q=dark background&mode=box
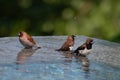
[0,0,120,43]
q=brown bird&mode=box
[18,31,41,49]
[74,38,94,57]
[56,35,75,51]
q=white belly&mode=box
[79,48,91,55]
[69,46,73,51]
[20,38,34,47]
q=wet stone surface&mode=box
[0,36,120,80]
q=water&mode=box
[0,36,120,80]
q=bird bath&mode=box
[0,36,120,80]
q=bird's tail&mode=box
[34,43,41,49]
[55,48,61,51]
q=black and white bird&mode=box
[74,38,94,57]
[55,35,75,51]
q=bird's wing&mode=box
[74,44,86,53]
[77,45,85,50]
[27,35,36,44]
[59,41,70,51]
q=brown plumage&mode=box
[56,35,75,51]
[74,38,94,57]
[18,31,40,49]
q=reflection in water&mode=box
[57,51,74,63]
[61,51,74,62]
[75,55,90,71]
[59,51,90,72]
[16,48,39,64]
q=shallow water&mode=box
[0,36,120,80]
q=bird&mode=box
[55,35,76,51]
[74,38,94,57]
[18,31,41,49]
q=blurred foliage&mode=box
[0,0,120,43]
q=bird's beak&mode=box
[73,35,76,37]
[91,41,94,44]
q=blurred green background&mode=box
[0,0,120,43]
